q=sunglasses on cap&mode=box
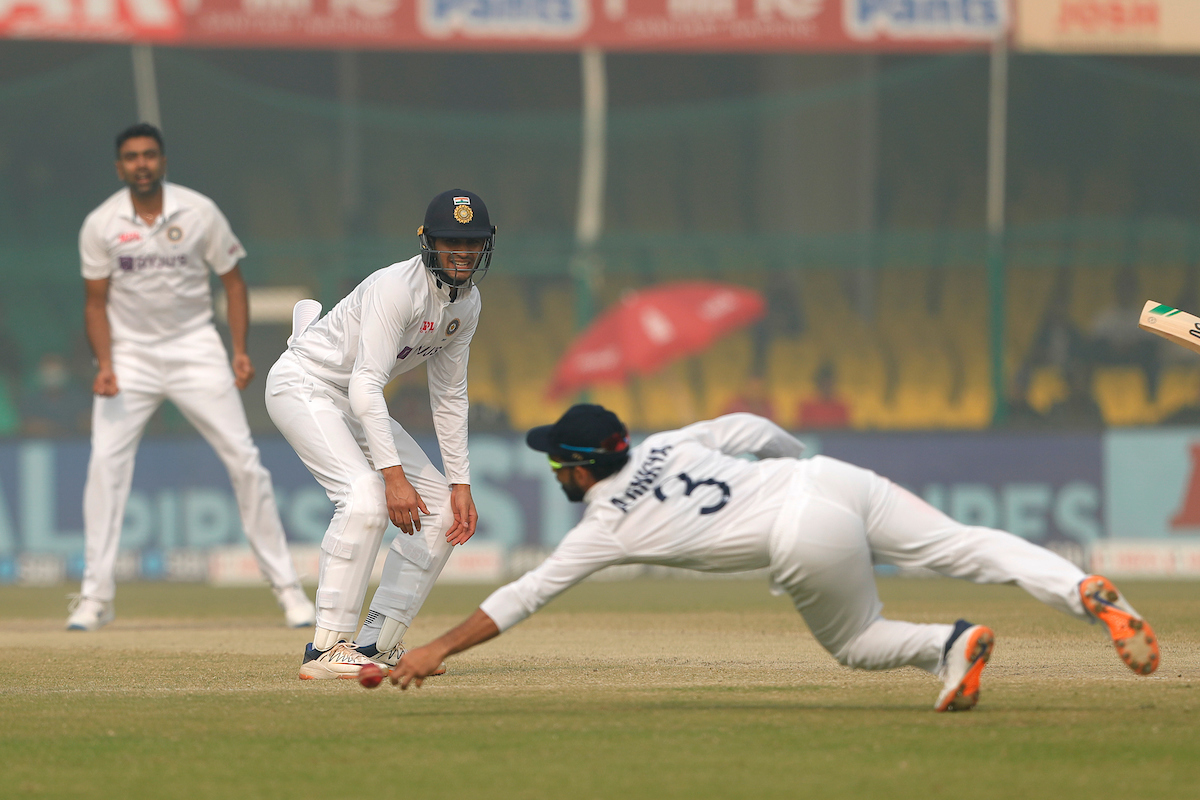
[547,455,597,471]
[546,441,622,471]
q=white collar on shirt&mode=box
[120,181,188,224]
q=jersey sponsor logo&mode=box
[419,0,589,39]
[445,318,461,336]
[117,253,188,272]
[118,231,141,243]
[397,344,444,361]
[611,445,673,513]
[421,321,436,332]
[844,0,1005,40]
[166,225,183,241]
[654,473,731,515]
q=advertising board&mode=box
[1016,0,1200,53]
[0,0,1007,50]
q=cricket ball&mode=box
[358,662,385,689]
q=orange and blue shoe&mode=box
[1079,575,1159,676]
[935,620,995,712]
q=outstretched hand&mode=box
[390,644,445,690]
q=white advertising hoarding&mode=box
[1018,0,1200,53]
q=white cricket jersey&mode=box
[288,256,479,482]
[79,182,245,346]
[479,414,806,631]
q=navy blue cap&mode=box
[420,189,493,239]
[526,404,630,465]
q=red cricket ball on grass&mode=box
[358,662,385,689]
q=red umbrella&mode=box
[548,281,766,399]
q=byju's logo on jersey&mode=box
[844,0,1005,40]
[118,254,187,272]
[420,0,589,39]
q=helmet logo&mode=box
[453,202,473,224]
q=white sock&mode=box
[356,610,385,648]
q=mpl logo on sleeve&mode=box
[844,0,1006,40]
[420,0,590,38]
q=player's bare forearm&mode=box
[219,265,250,357]
[219,266,255,388]
[84,278,118,395]
[390,609,500,689]
[445,483,478,545]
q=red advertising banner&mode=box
[0,0,1007,51]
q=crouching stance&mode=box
[266,190,493,679]
[391,405,1159,711]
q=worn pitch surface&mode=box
[2,579,1198,799]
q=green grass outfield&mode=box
[2,578,1198,800]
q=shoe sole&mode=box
[66,616,114,632]
[298,667,367,681]
[1079,576,1160,676]
[936,627,994,713]
[299,657,378,681]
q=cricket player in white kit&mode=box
[67,124,315,631]
[392,404,1160,711]
[265,189,491,679]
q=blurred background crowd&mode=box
[4,40,1200,437]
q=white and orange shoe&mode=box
[1079,575,1159,676]
[935,620,995,712]
[299,642,376,680]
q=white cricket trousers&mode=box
[81,325,301,601]
[772,456,1090,674]
[264,351,454,634]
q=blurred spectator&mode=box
[1042,360,1106,429]
[722,376,775,420]
[1086,268,1159,399]
[20,352,92,437]
[1011,268,1088,409]
[796,361,850,430]
[469,401,511,432]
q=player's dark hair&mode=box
[584,452,630,482]
[115,123,165,157]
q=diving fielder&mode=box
[69,123,315,631]
[265,189,491,679]
[391,405,1160,711]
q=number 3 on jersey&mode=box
[654,472,731,515]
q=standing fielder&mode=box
[392,405,1159,711]
[265,190,490,679]
[69,123,315,631]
